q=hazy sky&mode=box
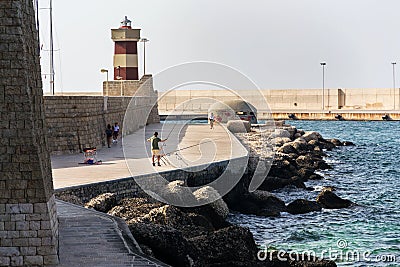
[38,0,400,93]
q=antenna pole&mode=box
[49,0,55,95]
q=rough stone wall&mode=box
[0,0,58,265]
[44,95,159,154]
[103,75,155,97]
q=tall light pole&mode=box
[100,69,109,96]
[392,62,396,110]
[49,0,55,95]
[140,38,149,75]
[116,75,123,96]
[320,62,326,110]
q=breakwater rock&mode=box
[316,188,354,209]
[79,186,336,267]
[228,123,355,217]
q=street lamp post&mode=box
[116,75,123,96]
[100,69,109,96]
[391,62,396,110]
[320,62,326,111]
[140,38,149,75]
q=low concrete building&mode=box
[209,100,258,124]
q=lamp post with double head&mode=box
[392,62,397,110]
[140,38,149,75]
[100,69,109,96]
[116,76,123,96]
[320,62,327,111]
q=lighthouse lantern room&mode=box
[111,16,141,80]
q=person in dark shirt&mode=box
[105,124,113,148]
[147,132,167,166]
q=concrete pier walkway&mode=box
[52,123,247,189]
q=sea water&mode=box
[228,121,400,266]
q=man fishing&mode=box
[147,132,167,166]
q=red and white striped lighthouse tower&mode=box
[111,16,141,80]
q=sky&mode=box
[37,0,400,93]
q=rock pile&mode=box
[82,183,336,267]
[228,123,356,217]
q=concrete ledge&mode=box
[54,157,245,203]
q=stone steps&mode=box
[55,200,169,267]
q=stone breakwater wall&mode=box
[44,96,160,155]
[54,158,245,203]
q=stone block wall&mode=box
[103,75,155,97]
[44,95,159,154]
[0,0,59,265]
[43,74,160,155]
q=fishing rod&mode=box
[158,145,171,166]
[164,102,188,141]
[163,137,226,156]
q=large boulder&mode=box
[319,140,336,151]
[291,139,308,153]
[159,180,197,205]
[84,193,117,213]
[270,129,291,139]
[302,131,321,142]
[343,141,355,146]
[277,143,298,155]
[231,199,268,216]
[327,138,343,146]
[227,120,251,133]
[271,137,292,147]
[259,176,306,191]
[134,205,214,238]
[295,155,314,168]
[177,186,232,230]
[185,204,232,230]
[128,222,197,267]
[316,190,353,209]
[193,186,229,219]
[284,126,298,139]
[296,155,331,170]
[188,226,258,266]
[286,199,322,214]
[268,160,298,179]
[108,197,163,221]
[249,190,286,212]
[294,132,302,139]
[230,190,286,217]
[297,167,323,181]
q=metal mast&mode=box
[49,0,55,95]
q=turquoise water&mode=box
[229,121,400,266]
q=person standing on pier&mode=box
[209,112,215,129]
[113,122,120,143]
[147,132,167,166]
[105,124,113,148]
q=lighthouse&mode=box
[111,16,141,80]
